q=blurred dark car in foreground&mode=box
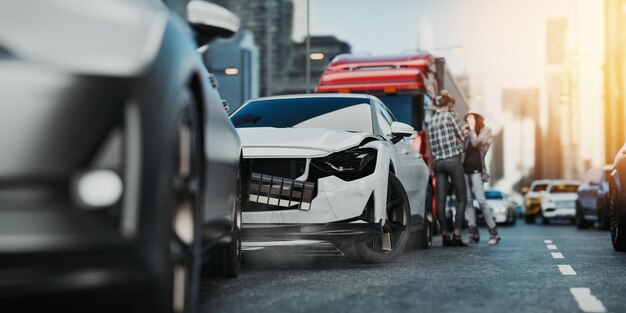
[0,0,243,312]
[576,165,612,230]
[609,143,626,251]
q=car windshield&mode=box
[549,184,579,193]
[532,184,548,192]
[485,191,504,199]
[231,97,373,133]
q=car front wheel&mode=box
[576,202,591,229]
[609,180,626,251]
[355,173,411,263]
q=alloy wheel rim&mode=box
[371,180,407,253]
[171,113,198,313]
[609,183,620,243]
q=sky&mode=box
[307,0,605,189]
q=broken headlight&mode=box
[311,148,377,173]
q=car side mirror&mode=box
[187,0,240,47]
[520,187,529,195]
[391,121,414,143]
[222,100,230,112]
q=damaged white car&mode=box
[230,94,431,262]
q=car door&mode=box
[372,100,425,215]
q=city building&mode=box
[210,0,294,96]
[275,35,351,94]
[605,0,626,162]
[204,30,260,113]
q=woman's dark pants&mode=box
[434,154,468,232]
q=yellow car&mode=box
[522,180,549,223]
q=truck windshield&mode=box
[231,97,373,133]
[377,96,413,126]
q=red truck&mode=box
[316,52,469,233]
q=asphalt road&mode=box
[201,220,626,313]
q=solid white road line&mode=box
[551,252,564,259]
[570,288,607,313]
[547,244,558,250]
[544,240,553,244]
[558,264,577,275]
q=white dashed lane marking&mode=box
[558,265,577,276]
[547,244,558,250]
[551,252,564,259]
[544,240,553,244]
[570,288,607,313]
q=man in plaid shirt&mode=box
[427,90,468,247]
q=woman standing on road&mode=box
[428,90,468,247]
[463,111,501,245]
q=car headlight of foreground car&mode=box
[74,169,124,208]
[310,148,377,181]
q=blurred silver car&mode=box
[474,189,517,226]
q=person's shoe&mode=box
[466,227,480,244]
[451,235,468,247]
[488,227,501,245]
[442,235,453,247]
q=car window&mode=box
[532,184,548,192]
[231,97,374,133]
[375,104,393,136]
[549,184,579,193]
[485,191,504,199]
[583,168,601,184]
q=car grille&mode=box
[555,201,576,209]
[248,172,315,211]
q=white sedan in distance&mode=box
[230,94,431,263]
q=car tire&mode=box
[576,203,591,229]
[414,217,432,249]
[542,217,550,225]
[525,214,536,223]
[598,198,611,231]
[167,88,203,313]
[203,166,245,278]
[355,173,411,263]
[609,180,626,252]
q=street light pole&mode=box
[305,0,311,93]
[265,0,272,96]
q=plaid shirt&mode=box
[428,109,464,161]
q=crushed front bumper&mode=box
[242,222,382,244]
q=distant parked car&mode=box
[523,180,579,224]
[475,189,517,226]
[522,180,549,223]
[608,143,626,251]
[542,180,579,224]
[576,166,612,230]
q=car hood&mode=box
[237,127,377,158]
[0,0,168,77]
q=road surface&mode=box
[201,220,624,313]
